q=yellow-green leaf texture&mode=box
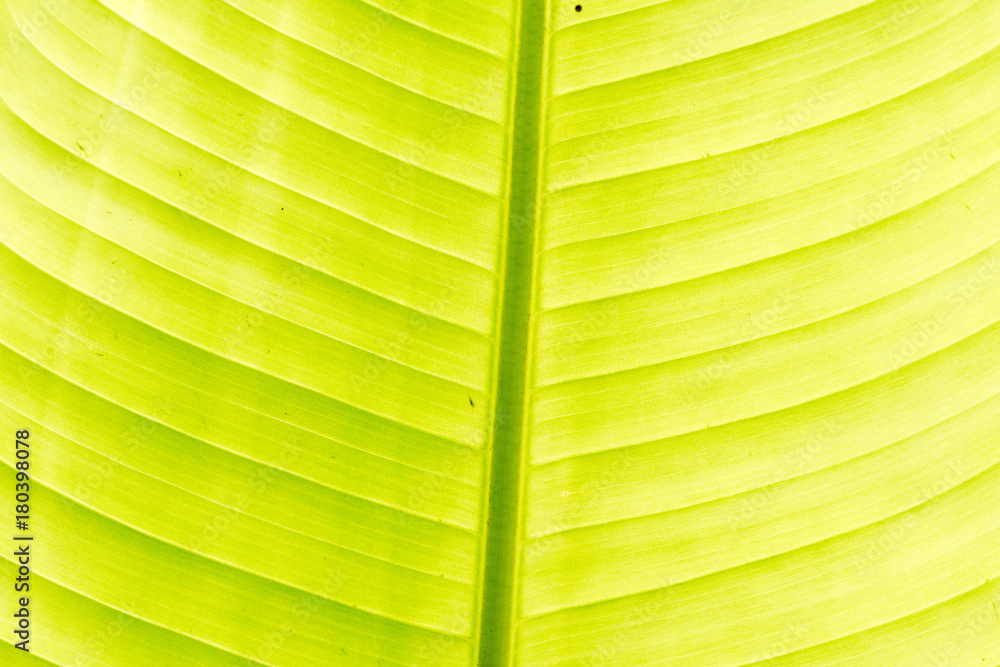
[2,0,999,665]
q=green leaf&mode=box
[2,0,1000,665]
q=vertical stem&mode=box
[477,0,548,664]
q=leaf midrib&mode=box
[477,0,550,664]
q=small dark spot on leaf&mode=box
[575,4,582,11]
[469,396,475,407]
[76,142,86,155]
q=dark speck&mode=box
[469,396,475,407]
[575,4,582,11]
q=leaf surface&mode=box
[2,0,999,665]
